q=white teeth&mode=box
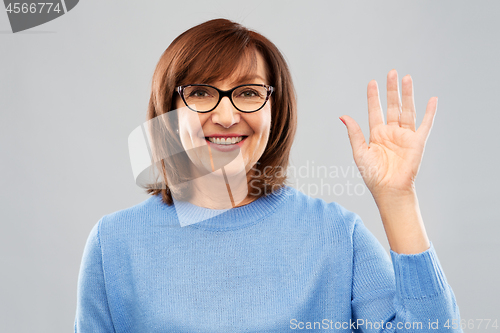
[207,136,244,145]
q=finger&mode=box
[367,80,384,131]
[416,97,438,142]
[400,74,416,131]
[386,69,402,126]
[340,115,368,161]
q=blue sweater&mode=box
[75,186,462,332]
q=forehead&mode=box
[209,50,269,87]
[179,44,271,89]
[227,51,268,85]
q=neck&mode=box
[172,163,258,210]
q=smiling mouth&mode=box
[205,136,248,145]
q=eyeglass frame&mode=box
[176,83,274,113]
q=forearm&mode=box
[373,190,430,254]
[351,210,462,332]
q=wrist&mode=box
[373,191,430,254]
[372,188,418,209]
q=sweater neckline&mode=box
[156,186,293,231]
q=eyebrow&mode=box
[231,74,267,85]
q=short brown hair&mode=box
[144,18,297,205]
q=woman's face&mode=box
[175,51,272,179]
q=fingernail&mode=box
[339,117,346,126]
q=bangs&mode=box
[178,43,261,86]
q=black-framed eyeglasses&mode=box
[176,84,274,113]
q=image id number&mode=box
[6,2,62,14]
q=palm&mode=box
[341,70,438,198]
[359,124,423,194]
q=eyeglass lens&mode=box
[182,85,268,112]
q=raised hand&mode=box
[340,69,437,200]
[339,69,436,254]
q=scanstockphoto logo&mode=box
[3,0,79,33]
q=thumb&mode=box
[339,115,368,160]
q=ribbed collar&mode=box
[155,186,294,231]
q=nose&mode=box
[210,96,240,128]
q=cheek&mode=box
[260,109,272,144]
[177,111,208,149]
[250,107,272,137]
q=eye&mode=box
[188,89,212,98]
[238,89,260,98]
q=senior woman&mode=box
[75,19,462,332]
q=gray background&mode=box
[1,0,499,332]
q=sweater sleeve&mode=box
[74,219,116,333]
[350,214,462,332]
